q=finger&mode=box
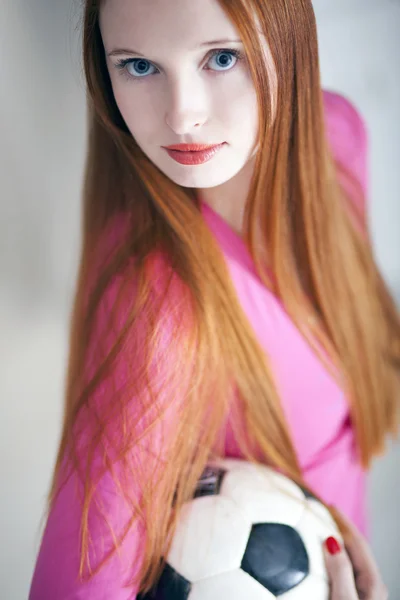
[334,509,381,583]
[332,509,389,600]
[323,537,359,600]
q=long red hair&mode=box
[42,0,399,594]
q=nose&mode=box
[164,75,208,134]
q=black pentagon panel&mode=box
[241,523,309,596]
[194,466,227,498]
[299,485,318,501]
[137,563,192,600]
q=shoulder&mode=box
[322,89,368,155]
[322,89,369,216]
[87,211,190,358]
[94,210,180,294]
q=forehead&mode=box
[99,0,241,52]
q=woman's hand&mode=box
[323,511,388,600]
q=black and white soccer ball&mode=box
[138,458,342,599]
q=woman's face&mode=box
[100,0,274,191]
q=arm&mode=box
[29,250,187,600]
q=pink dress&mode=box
[28,90,369,599]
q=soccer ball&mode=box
[138,458,342,599]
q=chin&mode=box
[170,171,234,189]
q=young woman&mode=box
[29,0,399,598]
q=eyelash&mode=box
[114,48,244,82]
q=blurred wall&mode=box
[0,0,399,598]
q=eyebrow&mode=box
[107,39,243,58]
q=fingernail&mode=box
[325,536,341,555]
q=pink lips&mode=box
[163,143,226,165]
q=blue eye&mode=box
[122,58,157,78]
[208,49,242,72]
[114,48,244,81]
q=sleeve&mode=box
[322,89,369,231]
[28,252,190,600]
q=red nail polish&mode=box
[325,536,341,555]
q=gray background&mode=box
[0,0,399,597]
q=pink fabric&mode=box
[29,90,369,599]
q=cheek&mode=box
[113,84,160,139]
[218,87,259,140]
[212,68,258,122]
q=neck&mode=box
[196,153,257,238]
